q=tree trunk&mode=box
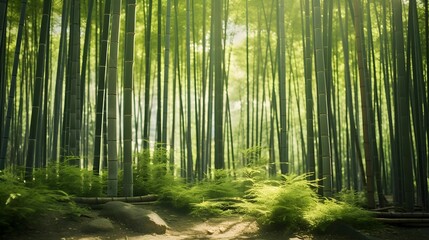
[0,0,27,170]
[313,0,332,197]
[123,0,136,197]
[25,0,51,180]
[107,0,121,197]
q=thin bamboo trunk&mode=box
[123,0,136,197]
[68,0,81,165]
[107,0,121,197]
[303,0,315,179]
[278,0,288,174]
[162,0,172,145]
[352,0,376,208]
[313,0,332,197]
[392,0,414,211]
[51,0,69,162]
[408,0,428,211]
[93,0,111,174]
[0,0,8,165]
[213,0,224,171]
[245,0,250,158]
[0,0,27,170]
[25,0,51,180]
[156,0,162,144]
[80,0,94,119]
[186,0,194,182]
[142,0,153,150]
[169,0,180,173]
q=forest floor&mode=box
[2,203,429,240]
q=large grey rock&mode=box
[81,218,114,233]
[100,201,167,234]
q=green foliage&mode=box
[156,171,244,213]
[335,189,367,207]
[133,151,246,214]
[304,199,375,231]
[237,174,374,232]
[240,146,268,167]
[158,181,200,211]
[238,174,317,230]
[131,152,374,232]
[31,162,104,197]
[132,150,197,210]
[197,170,244,199]
[133,150,153,196]
[191,200,234,218]
[0,172,82,233]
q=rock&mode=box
[100,201,168,234]
[81,218,114,233]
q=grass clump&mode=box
[304,199,376,231]
[0,172,82,233]
[238,174,317,230]
[157,171,244,214]
[191,200,235,218]
[133,149,245,215]
[237,174,375,232]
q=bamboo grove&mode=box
[0,0,428,211]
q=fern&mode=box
[0,173,83,233]
[304,199,375,231]
[238,174,317,230]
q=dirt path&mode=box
[2,203,429,239]
[2,204,262,240]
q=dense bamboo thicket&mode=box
[0,0,428,211]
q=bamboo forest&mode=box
[1,0,429,239]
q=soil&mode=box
[2,203,429,240]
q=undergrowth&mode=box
[31,161,104,197]
[334,189,367,207]
[129,149,374,232]
[304,198,375,231]
[1,148,375,234]
[132,150,243,213]
[0,172,83,233]
[237,174,317,230]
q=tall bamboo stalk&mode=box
[313,0,332,197]
[185,0,193,182]
[213,0,224,171]
[156,0,162,144]
[142,0,153,150]
[107,0,121,197]
[408,0,427,210]
[123,0,136,197]
[0,0,8,156]
[352,0,376,208]
[68,0,81,164]
[93,0,111,174]
[303,0,315,180]
[25,0,51,180]
[392,0,414,211]
[162,0,172,145]
[0,0,27,170]
[277,0,288,174]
